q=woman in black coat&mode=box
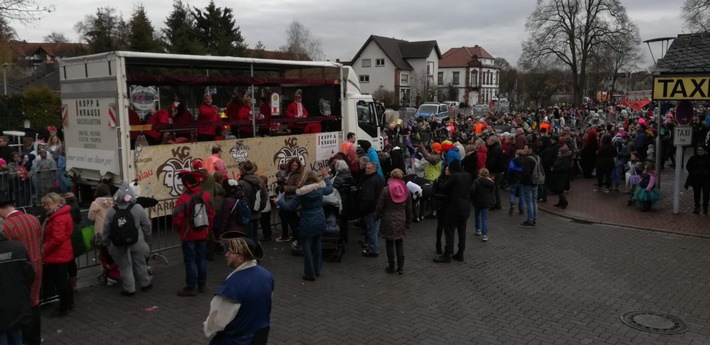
[685,146,710,214]
[550,147,572,209]
[595,134,616,192]
[332,159,355,241]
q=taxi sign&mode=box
[673,126,692,146]
[653,76,710,100]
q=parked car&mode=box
[415,103,449,121]
[443,101,459,115]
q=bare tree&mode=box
[682,0,710,32]
[279,20,323,60]
[519,0,635,106]
[599,19,642,96]
[0,0,53,25]
[43,32,68,43]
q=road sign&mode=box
[673,126,692,146]
[653,76,710,100]
[675,101,693,126]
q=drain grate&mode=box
[620,311,689,335]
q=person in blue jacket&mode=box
[276,168,333,281]
[360,140,383,177]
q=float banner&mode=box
[133,133,342,216]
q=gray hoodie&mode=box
[102,181,152,246]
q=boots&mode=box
[385,262,396,274]
[693,205,700,214]
[560,200,568,209]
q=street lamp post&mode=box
[2,63,8,96]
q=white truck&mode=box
[59,52,385,210]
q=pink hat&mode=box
[388,179,408,203]
[0,158,6,166]
[638,118,647,126]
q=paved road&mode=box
[42,207,710,345]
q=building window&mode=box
[360,75,370,83]
[362,59,371,67]
[437,72,443,85]
[401,73,409,84]
[376,58,385,67]
[427,62,434,76]
[453,72,460,85]
[471,70,478,87]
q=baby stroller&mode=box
[322,188,344,262]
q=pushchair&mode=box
[291,189,344,262]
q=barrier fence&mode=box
[0,169,64,210]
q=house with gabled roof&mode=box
[439,45,500,105]
[350,35,442,106]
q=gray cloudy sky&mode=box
[18,0,684,67]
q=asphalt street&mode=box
[41,207,710,345]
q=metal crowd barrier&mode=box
[0,169,68,210]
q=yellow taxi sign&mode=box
[653,76,710,100]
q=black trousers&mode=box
[385,239,404,269]
[444,213,468,256]
[259,211,272,239]
[693,183,710,207]
[278,209,299,239]
[23,305,41,345]
[44,262,74,311]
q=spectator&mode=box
[506,149,525,216]
[433,160,472,263]
[102,181,153,296]
[519,145,540,227]
[550,147,572,209]
[257,175,272,242]
[331,159,355,243]
[0,231,34,345]
[471,168,495,242]
[173,171,215,297]
[204,232,272,345]
[87,184,115,285]
[276,169,334,281]
[276,158,302,243]
[1,196,42,345]
[40,192,74,317]
[219,179,250,237]
[360,140,383,177]
[375,169,411,275]
[685,146,710,214]
[594,135,616,193]
[0,135,12,162]
[634,161,659,211]
[204,146,228,177]
[358,162,385,257]
[237,161,267,242]
[340,132,358,173]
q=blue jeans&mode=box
[474,207,489,235]
[182,240,207,290]
[363,213,380,254]
[0,326,22,345]
[522,185,538,223]
[508,183,524,209]
[301,235,322,279]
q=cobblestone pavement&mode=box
[41,205,710,345]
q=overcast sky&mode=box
[16,0,684,68]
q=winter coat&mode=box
[0,237,34,333]
[461,152,479,180]
[103,181,152,246]
[596,144,616,171]
[173,184,215,241]
[219,194,249,235]
[238,173,268,220]
[439,171,473,217]
[42,205,74,264]
[685,154,710,188]
[443,147,462,167]
[549,153,571,194]
[277,179,333,239]
[357,172,385,215]
[375,186,412,241]
[366,148,384,177]
[521,154,540,186]
[486,143,506,174]
[88,197,113,236]
[333,171,355,219]
[476,145,488,170]
[470,176,495,209]
[283,169,304,202]
[506,156,524,184]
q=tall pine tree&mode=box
[192,1,246,56]
[162,0,203,54]
[127,5,162,52]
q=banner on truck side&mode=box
[63,98,121,176]
[134,132,343,217]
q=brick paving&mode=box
[539,162,710,237]
[40,196,710,344]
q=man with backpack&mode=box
[173,171,215,297]
[520,144,544,227]
[237,161,268,242]
[102,181,153,296]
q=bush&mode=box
[22,86,61,131]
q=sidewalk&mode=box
[539,162,710,237]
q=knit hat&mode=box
[431,142,441,154]
[441,140,454,152]
[388,179,408,203]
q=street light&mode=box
[2,63,8,96]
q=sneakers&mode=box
[519,221,535,228]
[433,255,451,263]
[362,250,379,258]
[474,229,482,236]
[177,287,198,297]
[385,265,396,274]
[451,253,464,262]
[481,235,488,242]
[275,236,290,243]
[508,205,515,216]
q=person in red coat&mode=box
[198,93,220,141]
[285,89,308,133]
[236,95,254,138]
[173,170,215,296]
[40,192,74,317]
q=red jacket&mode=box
[173,186,215,241]
[145,109,171,140]
[198,104,220,136]
[42,205,74,264]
